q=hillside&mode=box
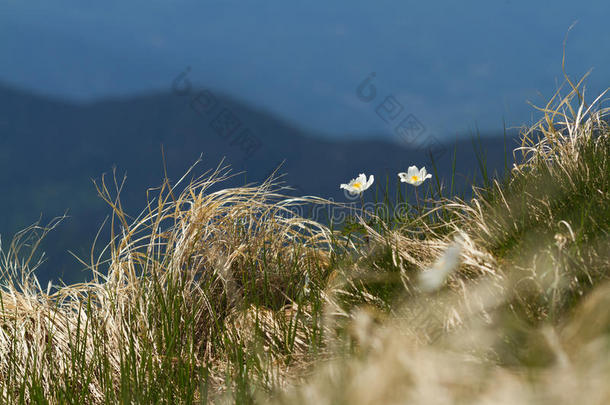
[0,81,607,403]
[3,0,610,401]
[0,83,517,284]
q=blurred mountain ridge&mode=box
[0,82,518,284]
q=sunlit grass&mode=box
[0,77,608,404]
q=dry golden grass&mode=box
[268,78,610,404]
[0,163,341,402]
[0,76,607,403]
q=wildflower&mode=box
[340,173,374,195]
[418,235,463,292]
[398,166,432,186]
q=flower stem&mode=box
[360,194,369,245]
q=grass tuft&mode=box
[0,77,608,403]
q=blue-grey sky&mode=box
[1,0,609,139]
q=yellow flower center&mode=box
[411,175,419,182]
[353,182,362,189]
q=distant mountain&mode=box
[0,83,519,284]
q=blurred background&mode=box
[0,0,608,284]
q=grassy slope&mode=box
[0,82,516,287]
[0,83,608,404]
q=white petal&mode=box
[407,166,419,176]
[418,240,462,292]
[367,175,374,188]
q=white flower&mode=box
[398,165,432,186]
[340,173,374,195]
[418,236,463,292]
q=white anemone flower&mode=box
[398,166,432,186]
[418,235,463,292]
[340,173,374,195]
